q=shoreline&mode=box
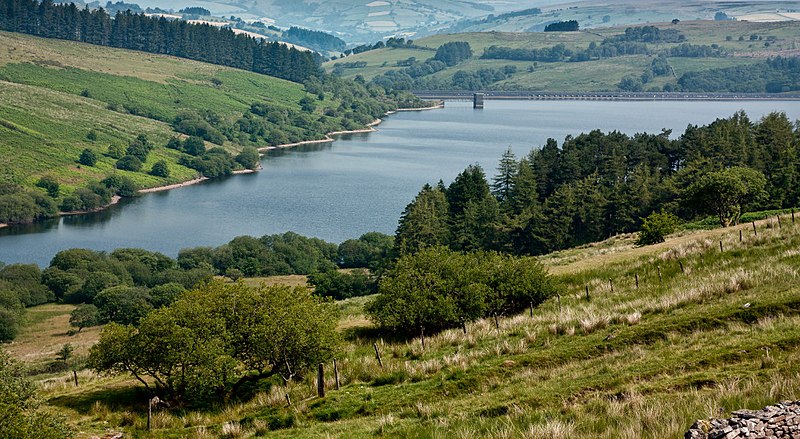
[259,101,445,152]
[1,103,443,229]
[138,169,258,194]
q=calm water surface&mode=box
[2,100,798,266]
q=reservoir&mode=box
[1,100,798,266]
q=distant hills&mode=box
[325,20,800,92]
[95,0,800,42]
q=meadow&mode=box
[10,212,800,438]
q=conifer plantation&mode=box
[0,0,318,82]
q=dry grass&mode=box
[4,303,102,365]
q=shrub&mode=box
[115,155,143,172]
[36,176,60,198]
[637,212,679,246]
[150,160,170,178]
[78,149,98,166]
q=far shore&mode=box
[0,103,443,228]
[138,168,258,194]
[259,101,445,152]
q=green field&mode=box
[326,20,800,91]
[0,31,374,196]
[10,213,800,438]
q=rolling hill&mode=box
[0,31,405,218]
[8,212,800,438]
[325,20,800,91]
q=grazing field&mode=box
[10,212,800,438]
[326,20,800,91]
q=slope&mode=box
[11,213,800,438]
[0,31,399,212]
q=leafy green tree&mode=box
[308,269,376,300]
[0,264,52,306]
[89,281,339,404]
[55,343,74,363]
[101,175,139,197]
[182,136,206,156]
[78,149,97,166]
[69,304,99,332]
[235,147,260,170]
[93,286,152,325]
[636,212,679,246]
[367,247,555,335]
[0,349,73,438]
[150,160,170,178]
[148,283,186,308]
[36,176,60,198]
[687,167,767,226]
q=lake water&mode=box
[2,100,798,266]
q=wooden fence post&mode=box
[420,326,426,350]
[609,279,614,293]
[333,358,340,391]
[317,363,325,398]
[585,285,590,301]
[373,343,383,368]
[753,221,757,236]
[739,229,743,242]
[679,261,685,274]
[777,215,782,229]
[657,266,663,284]
[635,273,639,289]
[719,240,723,252]
[73,369,78,387]
[557,294,562,313]
[493,312,499,329]
[461,318,467,334]
[792,209,796,223]
[529,302,534,318]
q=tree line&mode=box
[0,0,320,82]
[0,231,391,341]
[394,111,800,256]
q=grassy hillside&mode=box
[326,20,800,91]
[10,213,800,438]
[0,31,393,201]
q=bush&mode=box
[636,212,679,246]
[36,176,60,198]
[235,147,260,170]
[150,160,170,178]
[115,155,143,172]
[78,149,98,166]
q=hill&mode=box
[6,212,800,437]
[0,31,415,224]
[325,20,800,92]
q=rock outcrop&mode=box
[686,401,800,439]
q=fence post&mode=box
[657,266,663,284]
[719,240,723,252]
[317,363,325,398]
[753,221,757,236]
[739,229,743,242]
[529,301,534,318]
[609,279,614,293]
[585,285,590,301]
[557,294,562,313]
[73,369,78,387]
[778,215,782,229]
[635,273,639,289]
[792,209,796,223]
[679,261,685,274]
[333,358,340,391]
[373,343,383,368]
[420,326,426,350]
[493,312,499,329]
